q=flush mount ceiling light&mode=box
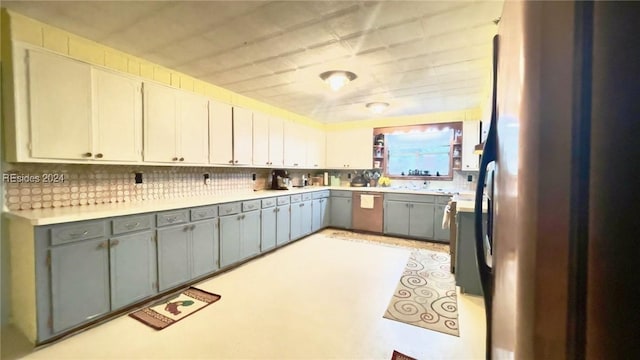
[366,102,390,114]
[319,70,357,91]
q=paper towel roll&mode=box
[324,172,329,186]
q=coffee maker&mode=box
[271,170,290,190]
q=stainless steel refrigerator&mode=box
[474,1,640,358]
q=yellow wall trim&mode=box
[325,108,482,131]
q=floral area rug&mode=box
[383,250,459,336]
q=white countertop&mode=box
[4,186,463,226]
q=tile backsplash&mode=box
[3,164,270,211]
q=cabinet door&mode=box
[321,198,330,228]
[253,111,270,166]
[384,201,410,236]
[178,92,209,164]
[233,107,253,165]
[157,225,190,291]
[209,100,234,165]
[307,127,325,168]
[261,208,277,251]
[219,214,242,268]
[143,82,177,163]
[241,210,261,259]
[290,202,303,240]
[109,231,156,310]
[28,50,92,160]
[301,200,313,236]
[311,199,322,232]
[269,116,284,166]
[326,128,372,168]
[283,121,306,167]
[191,219,219,278]
[92,68,142,162]
[330,197,352,229]
[433,204,450,242]
[462,120,480,170]
[50,238,110,333]
[276,205,290,246]
[409,203,435,239]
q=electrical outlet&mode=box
[467,175,473,182]
[134,173,143,184]
[204,173,210,185]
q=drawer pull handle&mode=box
[70,230,89,238]
[166,216,179,223]
[226,208,232,213]
[125,222,140,229]
[179,157,185,162]
[97,241,108,249]
[172,157,178,161]
[110,239,120,247]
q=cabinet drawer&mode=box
[112,214,153,235]
[261,198,277,208]
[156,210,189,227]
[436,196,452,205]
[50,221,106,245]
[242,200,260,212]
[312,190,330,199]
[302,193,312,201]
[290,194,302,203]
[385,193,435,203]
[191,205,218,221]
[330,190,352,198]
[219,202,241,216]
[277,196,290,205]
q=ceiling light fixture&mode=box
[319,70,357,92]
[366,102,390,114]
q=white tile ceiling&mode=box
[3,0,503,123]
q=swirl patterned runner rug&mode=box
[383,250,459,336]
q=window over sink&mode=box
[373,122,462,180]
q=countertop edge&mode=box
[4,186,468,226]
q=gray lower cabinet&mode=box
[219,207,261,268]
[241,210,261,260]
[301,200,312,236]
[109,231,157,310]
[49,237,110,333]
[384,194,436,240]
[311,197,330,232]
[276,204,290,246]
[190,219,219,278]
[261,207,277,251]
[384,201,410,236]
[330,196,352,229]
[290,201,303,240]
[433,203,450,241]
[220,214,242,268]
[157,224,191,291]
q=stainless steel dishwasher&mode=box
[351,191,383,233]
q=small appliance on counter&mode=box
[350,174,368,187]
[270,170,290,190]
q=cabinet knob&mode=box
[179,157,185,162]
[234,160,238,164]
[97,241,108,249]
[110,239,120,247]
[95,153,103,159]
[83,152,92,158]
[172,157,178,161]
[229,160,234,164]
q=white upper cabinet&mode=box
[209,99,233,165]
[283,121,306,168]
[27,50,92,161]
[252,111,270,166]
[306,126,326,168]
[177,92,209,164]
[325,128,372,169]
[92,68,142,162]
[13,47,143,163]
[232,107,253,165]
[268,116,284,167]
[143,82,208,164]
[143,82,178,163]
[462,120,480,171]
